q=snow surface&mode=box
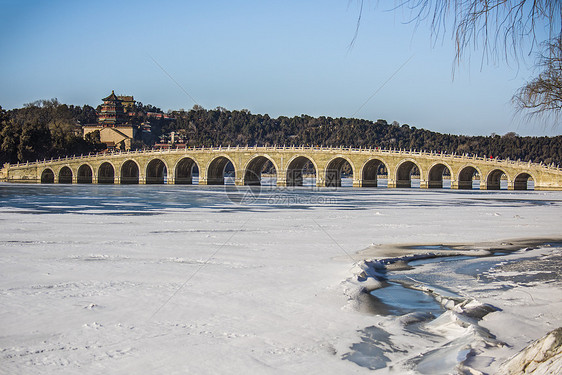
[0,184,561,374]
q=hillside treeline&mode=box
[0,100,104,165]
[167,106,562,166]
[1,101,561,166]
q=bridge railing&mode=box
[5,145,562,172]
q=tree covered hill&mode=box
[167,106,562,166]
[1,100,561,167]
[0,100,103,165]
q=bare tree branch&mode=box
[349,0,365,49]
[514,36,562,125]
[357,1,562,125]
[388,0,561,64]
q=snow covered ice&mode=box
[0,183,561,374]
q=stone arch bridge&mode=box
[1,146,562,190]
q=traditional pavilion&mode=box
[98,90,128,126]
[82,90,137,150]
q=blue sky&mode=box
[0,0,559,136]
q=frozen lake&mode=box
[0,183,561,374]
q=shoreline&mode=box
[343,238,562,373]
[354,237,562,260]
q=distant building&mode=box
[117,95,135,111]
[141,122,152,134]
[154,131,187,149]
[147,112,174,120]
[97,90,128,126]
[83,90,138,150]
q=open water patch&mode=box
[368,281,444,316]
[408,255,474,267]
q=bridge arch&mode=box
[77,164,93,184]
[513,172,535,190]
[360,158,388,187]
[120,160,140,184]
[207,155,235,185]
[457,165,482,189]
[174,157,199,184]
[41,168,55,184]
[98,162,115,184]
[243,155,278,186]
[146,158,169,184]
[286,155,317,186]
[486,168,509,190]
[325,156,355,187]
[58,166,73,184]
[395,159,422,188]
[427,162,453,189]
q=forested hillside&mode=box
[0,100,104,165]
[167,106,562,166]
[1,101,561,166]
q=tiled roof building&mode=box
[83,90,138,150]
[98,90,128,126]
